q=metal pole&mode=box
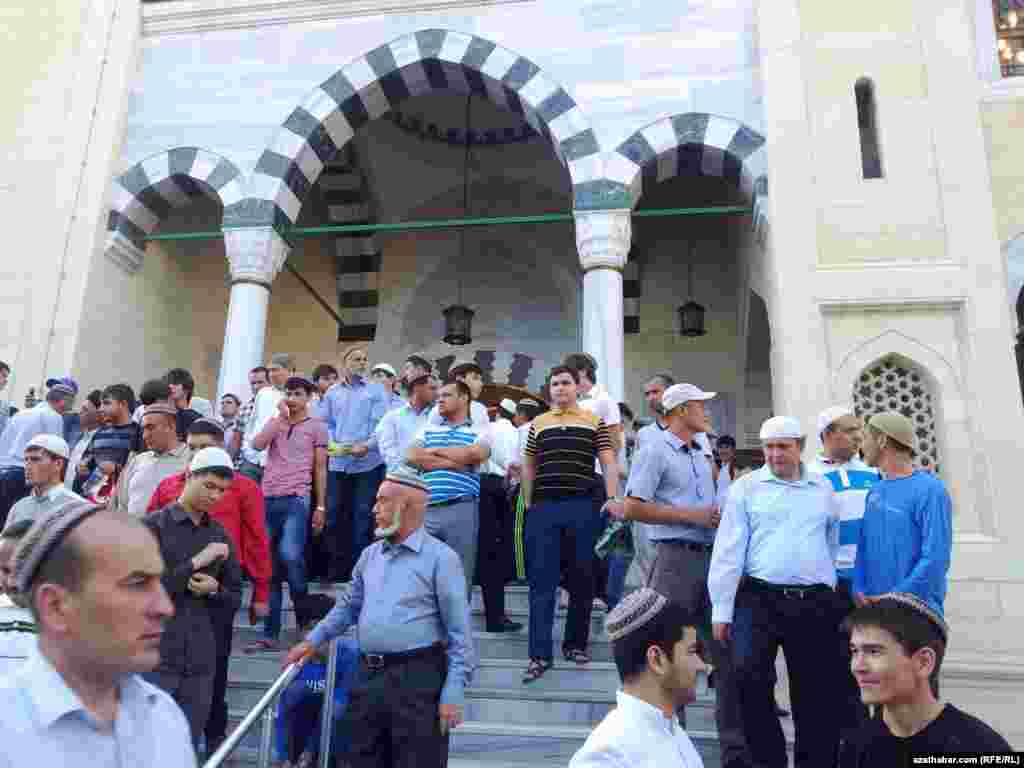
[317,637,341,768]
[257,703,275,768]
[203,660,305,768]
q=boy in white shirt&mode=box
[570,588,706,768]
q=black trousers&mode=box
[346,649,449,768]
[732,581,846,768]
[146,667,215,753]
[205,602,238,751]
[0,468,27,530]
[477,475,509,628]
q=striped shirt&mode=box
[89,422,143,467]
[410,420,489,506]
[526,406,611,502]
[807,456,879,581]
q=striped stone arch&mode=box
[239,29,600,232]
[107,147,244,249]
[604,113,768,334]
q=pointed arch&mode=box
[106,148,244,248]
[242,29,599,231]
[605,112,767,209]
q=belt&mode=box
[362,643,444,671]
[742,576,832,599]
[429,495,474,509]
[661,539,713,554]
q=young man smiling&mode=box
[840,593,1010,765]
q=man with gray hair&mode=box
[0,501,194,766]
[709,416,843,768]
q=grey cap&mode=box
[605,587,669,642]
[269,353,294,369]
[384,460,429,495]
[14,500,102,594]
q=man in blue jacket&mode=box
[854,411,952,620]
[274,593,360,768]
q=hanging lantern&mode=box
[443,304,475,345]
[678,300,707,337]
[678,255,707,337]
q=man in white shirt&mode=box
[0,500,194,767]
[478,398,523,633]
[569,587,706,768]
[0,519,36,676]
[238,353,292,484]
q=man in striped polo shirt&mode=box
[407,380,491,594]
[520,365,621,683]
[808,404,878,737]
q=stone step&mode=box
[228,655,624,695]
[235,603,610,641]
[219,718,726,768]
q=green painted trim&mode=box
[142,206,753,242]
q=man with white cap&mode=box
[0,379,73,528]
[708,416,842,768]
[618,383,748,768]
[477,398,522,633]
[144,446,243,754]
[5,435,83,529]
[808,405,879,735]
[0,500,194,766]
[370,362,405,413]
[855,411,952,617]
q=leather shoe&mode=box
[487,617,524,633]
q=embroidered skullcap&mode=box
[817,405,855,440]
[759,416,803,441]
[605,587,668,642]
[143,402,177,419]
[284,375,315,393]
[188,416,225,435]
[384,460,429,495]
[518,398,540,409]
[876,592,948,642]
[45,377,79,396]
[14,499,102,594]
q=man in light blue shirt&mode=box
[285,462,474,768]
[621,382,747,766]
[323,347,388,582]
[0,382,73,529]
[375,363,436,471]
[0,501,195,767]
[708,416,842,768]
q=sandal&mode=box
[522,657,553,684]
[563,648,591,665]
[244,638,280,654]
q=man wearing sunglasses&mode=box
[614,383,750,768]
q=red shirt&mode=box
[147,471,272,604]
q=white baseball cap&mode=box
[371,363,397,378]
[189,447,234,473]
[25,434,70,460]
[661,383,716,412]
[759,416,804,441]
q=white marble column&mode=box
[574,209,632,404]
[217,228,290,400]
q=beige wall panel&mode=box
[982,101,1024,244]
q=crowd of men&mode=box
[0,350,1014,768]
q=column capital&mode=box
[573,208,632,272]
[225,227,290,284]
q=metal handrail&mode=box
[202,637,341,768]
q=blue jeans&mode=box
[265,495,310,641]
[605,552,632,611]
[525,495,603,660]
[326,465,385,581]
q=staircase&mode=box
[225,583,744,767]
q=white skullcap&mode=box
[816,405,854,439]
[499,398,517,416]
[371,363,397,377]
[189,447,234,473]
[759,416,804,441]
[25,434,70,460]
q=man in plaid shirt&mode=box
[230,366,269,467]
